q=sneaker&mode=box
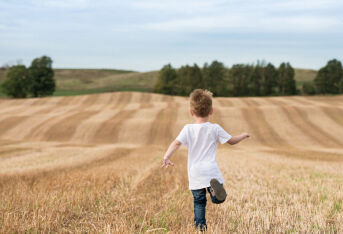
[210,178,227,202]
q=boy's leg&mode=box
[207,187,225,204]
[208,179,226,204]
[191,188,207,231]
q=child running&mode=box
[161,89,250,231]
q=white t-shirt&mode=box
[176,122,232,190]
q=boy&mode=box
[161,89,249,231]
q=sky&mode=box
[0,0,342,71]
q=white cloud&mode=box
[132,0,343,33]
[0,0,342,70]
[269,0,343,11]
[130,0,226,13]
[31,0,91,8]
[141,14,342,33]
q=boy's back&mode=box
[176,122,232,190]
[161,89,249,231]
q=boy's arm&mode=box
[227,132,250,145]
[161,140,182,168]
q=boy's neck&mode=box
[194,116,210,124]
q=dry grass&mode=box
[0,92,343,233]
[294,68,317,82]
[54,69,158,92]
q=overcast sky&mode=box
[1,0,342,71]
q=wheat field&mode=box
[0,92,342,233]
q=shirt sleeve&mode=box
[216,124,232,144]
[176,125,188,145]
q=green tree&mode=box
[27,56,55,97]
[262,63,278,96]
[314,59,343,94]
[202,61,226,96]
[250,61,265,96]
[339,79,343,93]
[178,64,203,96]
[1,65,28,98]
[278,62,296,95]
[302,82,316,95]
[229,64,253,96]
[154,64,178,95]
[250,61,278,96]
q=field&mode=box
[0,68,314,97]
[0,92,342,233]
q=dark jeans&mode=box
[191,186,225,230]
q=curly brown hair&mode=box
[189,89,213,117]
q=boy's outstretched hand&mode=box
[161,158,174,168]
[161,140,181,169]
[227,132,250,145]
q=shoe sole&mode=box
[210,179,227,202]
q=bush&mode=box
[1,56,56,98]
[229,64,253,96]
[154,64,178,95]
[202,61,227,96]
[314,59,342,94]
[302,82,316,95]
[278,62,297,95]
[1,65,28,98]
[27,56,55,97]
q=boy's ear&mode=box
[209,107,213,115]
[189,109,194,116]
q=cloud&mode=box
[132,0,343,33]
[130,0,226,13]
[141,14,342,33]
[31,0,91,8]
[0,0,342,70]
[269,0,343,11]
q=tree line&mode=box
[1,56,342,98]
[155,59,343,97]
[1,56,55,98]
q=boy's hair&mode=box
[189,89,213,117]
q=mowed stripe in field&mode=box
[263,98,326,147]
[0,99,73,140]
[112,92,133,109]
[0,116,28,138]
[23,109,85,141]
[211,100,224,126]
[307,95,343,106]
[0,92,342,149]
[147,99,179,146]
[139,92,153,108]
[91,110,136,144]
[0,145,133,176]
[216,98,234,107]
[281,106,342,148]
[240,107,287,147]
[88,92,136,144]
[263,97,342,147]
[44,111,99,142]
[240,98,288,147]
[320,106,343,127]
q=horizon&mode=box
[50,64,319,72]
